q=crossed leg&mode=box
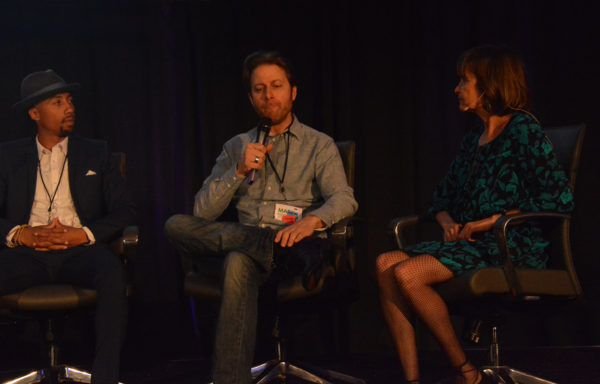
[376,251,480,384]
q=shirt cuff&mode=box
[82,226,96,245]
[5,225,21,247]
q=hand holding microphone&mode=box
[236,118,272,182]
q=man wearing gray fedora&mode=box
[0,70,136,384]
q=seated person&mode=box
[0,69,136,384]
[375,45,574,384]
[165,50,358,384]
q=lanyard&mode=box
[266,130,290,193]
[38,154,68,224]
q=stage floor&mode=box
[1,346,599,383]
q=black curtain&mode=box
[1,0,599,355]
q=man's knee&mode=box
[164,214,190,241]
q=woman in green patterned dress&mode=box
[375,45,574,384]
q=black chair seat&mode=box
[0,284,97,311]
[184,263,336,303]
[436,267,580,302]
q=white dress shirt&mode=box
[5,136,95,245]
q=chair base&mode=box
[482,365,557,384]
[250,359,367,384]
[2,366,124,384]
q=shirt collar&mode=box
[286,114,305,142]
[36,136,69,158]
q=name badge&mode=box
[275,203,302,224]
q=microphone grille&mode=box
[259,118,272,131]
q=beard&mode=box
[59,123,74,137]
[256,104,292,126]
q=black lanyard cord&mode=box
[266,130,290,193]
[38,153,68,215]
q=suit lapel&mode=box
[67,136,83,202]
[26,138,38,215]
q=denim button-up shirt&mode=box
[194,117,358,229]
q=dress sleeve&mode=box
[515,122,574,213]
[427,132,474,218]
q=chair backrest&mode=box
[544,124,586,192]
[335,141,356,188]
[541,125,584,295]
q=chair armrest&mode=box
[388,215,422,249]
[110,225,140,259]
[492,211,571,296]
[327,216,355,273]
[328,217,352,249]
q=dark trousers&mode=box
[0,244,127,384]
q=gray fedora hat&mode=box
[12,69,80,111]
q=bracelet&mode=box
[13,224,29,246]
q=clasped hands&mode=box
[439,212,503,242]
[19,217,89,251]
[440,209,520,242]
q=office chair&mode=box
[182,141,365,384]
[0,153,139,384]
[389,124,585,384]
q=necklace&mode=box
[38,154,68,224]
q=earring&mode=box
[483,100,492,112]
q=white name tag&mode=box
[275,203,302,224]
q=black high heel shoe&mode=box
[454,360,491,384]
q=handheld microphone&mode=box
[248,118,272,184]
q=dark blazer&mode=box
[0,135,136,244]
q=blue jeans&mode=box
[164,214,276,384]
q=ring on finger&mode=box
[254,156,260,163]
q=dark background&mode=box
[0,0,599,362]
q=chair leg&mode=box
[248,339,366,384]
[250,361,279,380]
[250,360,366,384]
[254,362,334,384]
[481,326,558,384]
[481,366,558,384]
[1,317,123,384]
[246,314,367,384]
[58,367,91,383]
[57,366,124,384]
[1,370,45,384]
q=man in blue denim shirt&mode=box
[165,50,357,384]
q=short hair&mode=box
[457,45,529,116]
[242,50,296,92]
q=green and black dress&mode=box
[403,112,574,276]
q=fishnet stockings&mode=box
[376,250,479,384]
